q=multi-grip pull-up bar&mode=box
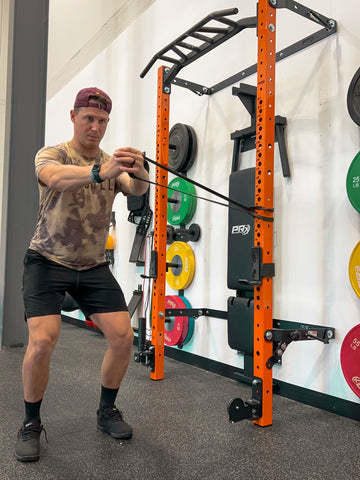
[141,1,336,96]
[140,8,257,88]
[140,0,337,427]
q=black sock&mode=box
[99,386,119,410]
[24,399,42,423]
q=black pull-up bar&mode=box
[140,8,257,85]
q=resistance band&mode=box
[136,154,274,222]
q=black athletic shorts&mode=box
[23,249,128,320]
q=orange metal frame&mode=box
[150,3,277,426]
[150,66,170,380]
[253,0,276,426]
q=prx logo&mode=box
[231,224,250,235]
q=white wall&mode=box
[46,0,360,405]
[47,0,156,99]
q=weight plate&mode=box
[347,67,360,126]
[180,125,198,173]
[168,123,190,172]
[179,295,195,345]
[164,295,189,346]
[340,323,360,398]
[183,192,197,225]
[85,317,100,330]
[346,151,360,213]
[61,292,79,312]
[166,241,195,290]
[167,177,197,225]
[349,241,360,298]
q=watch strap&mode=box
[90,163,104,183]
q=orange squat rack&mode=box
[140,1,337,426]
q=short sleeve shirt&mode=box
[29,141,124,270]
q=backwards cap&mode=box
[74,87,112,114]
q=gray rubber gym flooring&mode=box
[0,322,358,480]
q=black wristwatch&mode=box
[90,163,104,183]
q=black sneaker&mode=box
[15,420,46,462]
[97,406,133,439]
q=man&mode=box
[15,87,149,462]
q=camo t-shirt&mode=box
[29,142,124,270]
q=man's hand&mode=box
[110,147,149,196]
[100,147,144,180]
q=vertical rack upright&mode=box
[150,66,170,380]
[253,0,276,427]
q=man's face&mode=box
[71,107,109,151]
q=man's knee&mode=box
[96,313,134,350]
[26,317,61,362]
[27,334,58,361]
[111,322,134,349]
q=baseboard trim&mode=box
[62,315,360,422]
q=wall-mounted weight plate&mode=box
[340,323,360,398]
[346,151,360,213]
[85,317,100,330]
[349,241,360,298]
[166,241,195,290]
[167,177,197,225]
[168,123,190,172]
[164,295,189,346]
[61,292,79,312]
[179,295,195,345]
[181,125,197,173]
[169,123,197,173]
[347,67,360,126]
[184,189,197,226]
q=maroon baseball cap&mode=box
[74,87,112,114]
